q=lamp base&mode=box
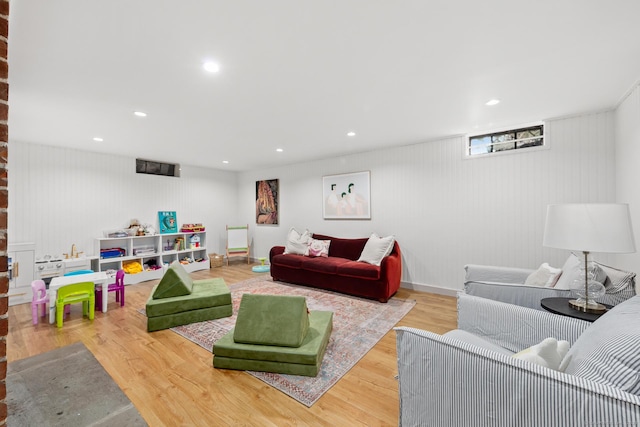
[568,299,607,314]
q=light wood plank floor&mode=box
[7,263,457,426]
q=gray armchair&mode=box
[464,260,636,310]
[395,293,640,426]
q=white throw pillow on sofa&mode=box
[555,253,607,290]
[357,233,395,266]
[284,227,312,255]
[524,263,562,287]
[512,337,570,370]
[554,253,582,290]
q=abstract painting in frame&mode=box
[323,171,370,219]
[256,179,279,224]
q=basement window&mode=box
[467,124,544,157]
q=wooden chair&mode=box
[226,225,250,265]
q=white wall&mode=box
[615,81,640,279]
[9,110,620,294]
[8,143,238,259]
[240,111,617,294]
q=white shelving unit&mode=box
[93,232,210,285]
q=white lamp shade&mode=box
[543,203,636,253]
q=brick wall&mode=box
[0,1,9,425]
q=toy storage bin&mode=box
[209,253,224,268]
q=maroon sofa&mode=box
[269,233,402,303]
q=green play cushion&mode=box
[233,294,310,347]
[152,261,194,299]
[213,310,333,372]
[147,304,232,332]
[146,278,231,317]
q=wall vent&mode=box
[135,158,181,177]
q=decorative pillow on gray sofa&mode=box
[561,296,640,395]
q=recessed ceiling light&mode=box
[134,111,147,117]
[93,137,104,142]
[203,61,220,73]
[485,99,500,106]
[347,131,356,137]
[276,148,283,152]
[222,160,229,164]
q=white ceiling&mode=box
[8,1,640,172]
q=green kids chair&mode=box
[56,282,95,328]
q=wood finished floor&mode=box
[7,263,457,426]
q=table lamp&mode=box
[543,203,636,313]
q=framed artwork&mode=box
[158,211,178,234]
[323,171,371,219]
[256,179,279,225]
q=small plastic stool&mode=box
[252,257,270,273]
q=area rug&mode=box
[6,341,147,426]
[168,277,416,407]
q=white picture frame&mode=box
[322,171,371,220]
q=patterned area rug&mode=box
[168,277,415,407]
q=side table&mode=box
[540,297,611,322]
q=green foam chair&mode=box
[213,294,333,377]
[146,261,232,332]
[56,282,95,328]
[233,294,310,347]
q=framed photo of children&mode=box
[322,171,371,219]
[158,211,178,234]
[256,179,279,225]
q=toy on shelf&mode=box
[181,223,205,232]
[189,234,201,248]
[100,248,126,259]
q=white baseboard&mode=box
[400,281,459,297]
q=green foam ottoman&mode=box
[212,294,333,377]
[213,311,333,376]
[146,261,232,332]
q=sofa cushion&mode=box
[272,253,304,269]
[561,296,640,395]
[152,261,194,299]
[336,260,381,279]
[312,233,368,260]
[443,329,514,356]
[300,256,349,274]
[233,294,310,347]
[146,278,231,317]
[357,233,395,266]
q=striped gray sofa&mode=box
[464,261,637,310]
[395,293,640,426]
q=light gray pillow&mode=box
[595,262,636,294]
[560,296,640,395]
[554,253,581,290]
